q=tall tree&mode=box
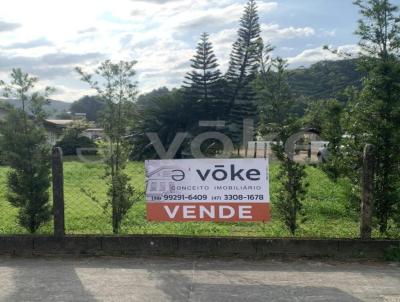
[76,60,140,234]
[184,32,222,119]
[0,69,53,233]
[226,0,263,145]
[254,58,308,235]
[342,0,400,233]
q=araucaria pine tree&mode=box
[226,0,262,145]
[342,0,400,233]
[0,69,53,233]
[76,60,140,234]
[184,32,222,120]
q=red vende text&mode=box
[147,202,270,222]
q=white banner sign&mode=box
[145,158,270,222]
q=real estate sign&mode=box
[145,158,270,222]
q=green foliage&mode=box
[225,0,262,145]
[137,87,171,103]
[56,136,97,156]
[288,59,364,103]
[254,55,291,134]
[70,95,105,122]
[341,0,400,233]
[0,69,52,233]
[275,157,308,235]
[184,32,224,120]
[131,89,191,159]
[2,160,392,238]
[303,99,344,180]
[55,120,97,156]
[77,60,140,234]
[354,0,400,57]
[272,122,308,235]
[254,57,308,235]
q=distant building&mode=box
[43,119,74,145]
[43,118,105,145]
[0,106,104,145]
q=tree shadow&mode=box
[1,258,97,302]
[189,284,363,302]
[146,259,384,302]
[0,257,397,302]
[150,268,364,302]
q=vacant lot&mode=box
[0,158,398,238]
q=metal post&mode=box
[52,147,65,237]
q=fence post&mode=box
[360,144,375,240]
[52,147,65,237]
[307,142,312,160]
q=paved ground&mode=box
[0,257,398,302]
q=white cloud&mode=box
[287,44,360,67]
[261,24,315,42]
[210,24,316,72]
[281,46,294,51]
[0,20,20,32]
[0,0,350,101]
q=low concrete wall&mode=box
[0,236,399,259]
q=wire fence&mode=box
[0,145,384,238]
[63,160,146,235]
[0,155,280,236]
[62,159,273,236]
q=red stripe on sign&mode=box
[147,202,270,222]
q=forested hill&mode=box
[288,59,364,101]
[0,59,364,118]
[136,59,364,105]
[0,98,70,117]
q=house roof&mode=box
[44,119,73,129]
[45,119,74,127]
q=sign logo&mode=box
[145,158,270,222]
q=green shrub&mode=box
[55,135,97,156]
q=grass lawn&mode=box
[0,158,399,238]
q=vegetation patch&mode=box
[1,159,399,238]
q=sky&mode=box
[0,0,368,102]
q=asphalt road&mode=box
[0,257,399,302]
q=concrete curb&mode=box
[0,236,399,259]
